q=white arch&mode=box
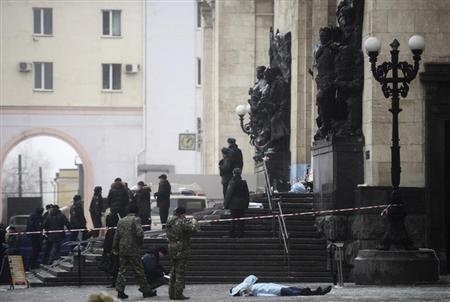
[0,128,94,227]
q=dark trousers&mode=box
[222,181,230,199]
[48,240,62,264]
[29,235,42,269]
[42,239,52,265]
[230,209,245,237]
[280,287,307,296]
[90,213,102,237]
[139,214,151,231]
[70,230,88,250]
[159,206,169,228]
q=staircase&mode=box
[29,193,331,286]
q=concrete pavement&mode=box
[1,276,449,302]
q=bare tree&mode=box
[2,144,52,202]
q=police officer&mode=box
[166,207,199,300]
[227,138,244,170]
[112,204,155,299]
[155,174,171,228]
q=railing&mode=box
[262,157,291,275]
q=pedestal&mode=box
[354,249,440,284]
[312,137,364,210]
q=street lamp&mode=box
[235,104,252,136]
[364,35,425,250]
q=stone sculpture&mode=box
[313,0,364,140]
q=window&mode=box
[102,10,121,36]
[34,62,53,90]
[197,58,202,86]
[33,8,52,35]
[102,64,121,90]
[196,1,202,28]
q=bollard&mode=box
[334,242,345,288]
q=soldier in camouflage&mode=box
[112,204,155,299]
[166,207,199,300]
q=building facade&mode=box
[0,0,145,222]
[138,0,203,177]
[201,0,450,274]
[54,168,79,208]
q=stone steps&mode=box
[28,193,332,287]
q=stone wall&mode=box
[362,0,450,187]
[200,0,273,176]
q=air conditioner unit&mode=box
[125,64,139,74]
[18,62,32,72]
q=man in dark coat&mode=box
[89,186,103,237]
[100,213,119,288]
[107,178,129,226]
[43,205,71,264]
[224,168,250,238]
[227,138,244,170]
[219,148,233,199]
[155,174,171,228]
[142,246,168,292]
[134,181,152,231]
[26,207,44,269]
[41,204,54,265]
[113,204,154,299]
[70,194,87,244]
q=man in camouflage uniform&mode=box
[113,204,155,299]
[166,207,199,300]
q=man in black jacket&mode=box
[70,195,87,245]
[227,138,244,170]
[107,178,129,227]
[142,246,168,292]
[154,174,171,228]
[224,168,250,238]
[134,181,152,231]
[219,148,233,199]
[43,205,71,264]
[26,207,44,269]
[89,186,103,237]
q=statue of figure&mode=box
[314,27,339,140]
[334,45,364,136]
[247,66,269,151]
[337,0,363,49]
[313,0,364,141]
[259,67,290,152]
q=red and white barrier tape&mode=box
[7,203,397,236]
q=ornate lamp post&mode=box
[235,104,252,136]
[364,35,425,250]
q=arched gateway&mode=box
[0,128,94,226]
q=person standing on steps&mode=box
[107,178,129,227]
[89,186,104,238]
[166,207,199,300]
[219,147,233,199]
[113,204,155,299]
[227,138,244,170]
[69,194,87,245]
[26,207,44,269]
[224,168,250,238]
[155,174,171,229]
[134,181,152,231]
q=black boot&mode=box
[117,292,129,299]
[320,285,332,295]
[143,290,157,298]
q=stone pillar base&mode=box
[354,249,440,284]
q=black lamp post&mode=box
[235,104,254,142]
[364,35,425,250]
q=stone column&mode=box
[200,0,216,174]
